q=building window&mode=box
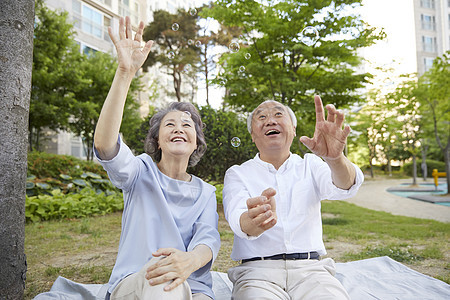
[119,0,131,17]
[134,2,139,24]
[421,14,436,30]
[82,6,102,38]
[421,0,435,9]
[98,0,112,6]
[119,0,138,25]
[81,44,98,56]
[422,36,437,52]
[104,16,111,42]
[423,57,434,72]
[72,0,112,43]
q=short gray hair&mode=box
[246,100,297,133]
[144,102,206,167]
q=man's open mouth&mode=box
[265,129,280,136]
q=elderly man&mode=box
[222,95,364,299]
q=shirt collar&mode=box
[254,152,293,173]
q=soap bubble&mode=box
[229,42,240,53]
[168,51,175,59]
[239,66,245,72]
[245,53,251,60]
[181,111,192,123]
[300,26,319,46]
[172,23,179,31]
[188,39,194,45]
[231,137,241,147]
[189,8,197,16]
[195,40,202,47]
[184,64,192,73]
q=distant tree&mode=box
[143,9,201,101]
[190,105,257,182]
[388,75,423,184]
[417,52,450,193]
[0,0,34,297]
[197,3,245,105]
[70,51,142,160]
[204,0,385,138]
[30,0,85,150]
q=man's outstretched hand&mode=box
[240,188,277,237]
[300,95,350,161]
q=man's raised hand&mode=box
[299,95,351,161]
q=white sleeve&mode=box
[308,154,364,200]
[223,167,260,240]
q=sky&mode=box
[193,0,418,107]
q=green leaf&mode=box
[36,182,51,190]
[85,172,102,179]
[73,179,88,187]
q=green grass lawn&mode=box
[25,201,450,299]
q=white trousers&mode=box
[111,257,211,300]
[228,258,350,300]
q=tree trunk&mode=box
[0,0,35,297]
[412,153,417,186]
[204,43,210,106]
[173,70,181,102]
[387,156,392,177]
[421,144,428,181]
[369,158,374,178]
[444,143,450,195]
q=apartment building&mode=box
[413,0,450,75]
[41,0,196,158]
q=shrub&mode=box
[26,172,116,197]
[27,151,106,179]
[403,159,446,177]
[190,105,257,182]
[25,188,123,222]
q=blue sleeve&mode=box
[187,187,221,271]
[93,136,140,191]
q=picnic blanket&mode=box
[34,256,450,300]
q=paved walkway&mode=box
[343,178,450,223]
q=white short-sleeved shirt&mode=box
[94,138,220,298]
[223,153,363,261]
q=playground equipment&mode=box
[432,169,447,190]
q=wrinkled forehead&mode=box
[162,110,193,123]
[253,101,287,118]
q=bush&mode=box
[28,151,106,179]
[190,105,257,182]
[25,188,123,222]
[27,151,117,197]
[403,159,446,177]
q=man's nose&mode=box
[265,115,277,125]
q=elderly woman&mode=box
[94,17,220,300]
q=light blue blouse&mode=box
[94,138,220,299]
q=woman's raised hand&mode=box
[108,16,153,76]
